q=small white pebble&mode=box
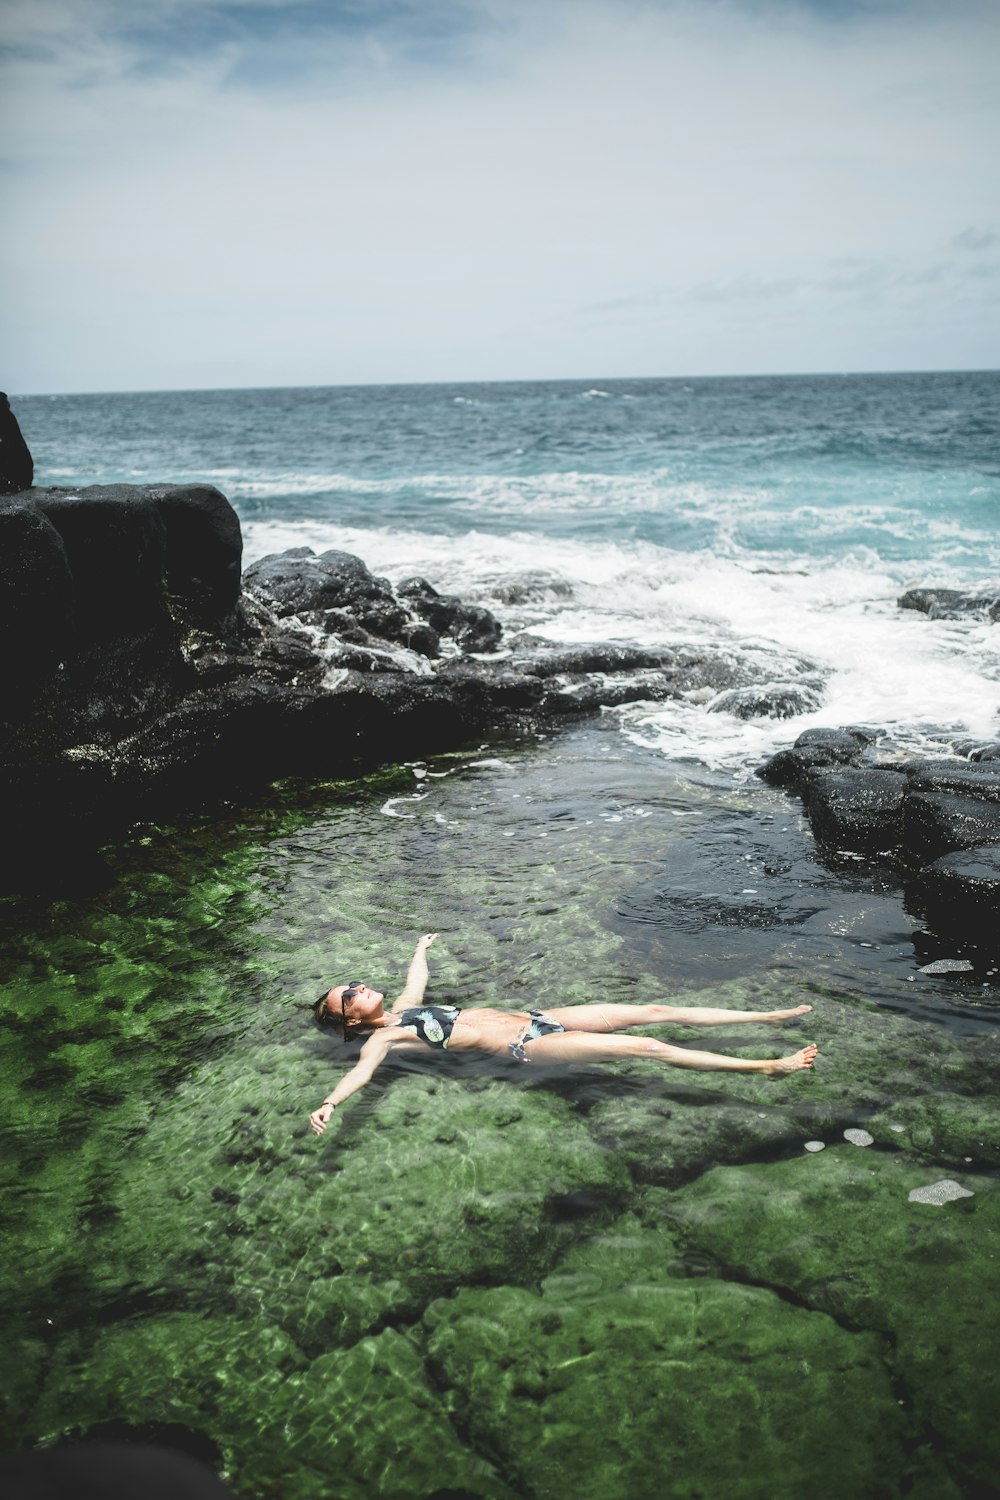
[844,1128,874,1147]
[888,1124,905,1133]
[804,1140,826,1153]
[908,1179,975,1206]
[965,1157,973,1163]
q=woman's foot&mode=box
[758,1004,812,1023]
[764,1043,818,1075]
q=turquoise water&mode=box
[5,374,1000,1496]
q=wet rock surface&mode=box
[1,483,812,895]
[898,585,1000,622]
[758,727,1000,956]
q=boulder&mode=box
[904,761,1000,803]
[756,727,869,791]
[709,682,822,720]
[244,547,412,644]
[0,393,33,494]
[396,575,503,653]
[800,766,908,855]
[898,587,1000,622]
[0,500,75,698]
[33,486,172,639]
[906,844,1000,950]
[902,790,1000,866]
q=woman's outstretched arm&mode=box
[309,1030,400,1135]
[389,932,439,1011]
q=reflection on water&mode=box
[2,724,998,1497]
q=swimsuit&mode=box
[394,1004,565,1060]
[508,1009,566,1063]
[396,1005,462,1049]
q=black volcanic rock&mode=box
[709,683,823,720]
[759,728,1000,954]
[756,727,869,791]
[244,548,420,647]
[0,500,75,699]
[902,791,1000,866]
[907,845,1000,950]
[898,587,1000,622]
[0,393,33,494]
[800,767,909,856]
[396,576,503,653]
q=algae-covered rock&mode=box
[662,1151,1000,1491]
[280,1329,515,1500]
[27,1315,512,1500]
[869,1092,1000,1170]
[422,1218,906,1500]
[27,1314,304,1492]
[587,1089,798,1186]
[111,1065,631,1352]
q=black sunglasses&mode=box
[340,981,366,1035]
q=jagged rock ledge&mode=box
[757,728,1000,957]
[1,481,768,894]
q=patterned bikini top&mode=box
[395,1005,461,1049]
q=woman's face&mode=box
[328,982,385,1027]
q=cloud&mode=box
[952,227,998,252]
[2,0,999,389]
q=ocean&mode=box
[18,370,1000,769]
[6,372,1000,1497]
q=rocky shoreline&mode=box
[3,396,998,953]
[758,726,1000,960]
[0,473,767,895]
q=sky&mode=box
[1,0,998,392]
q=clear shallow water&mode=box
[6,376,1000,1495]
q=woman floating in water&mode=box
[308,933,817,1135]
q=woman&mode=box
[308,934,818,1134]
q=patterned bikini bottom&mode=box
[507,1009,566,1063]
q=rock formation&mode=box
[758,727,1000,956]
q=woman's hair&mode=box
[311,987,366,1042]
[313,988,345,1033]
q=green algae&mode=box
[3,729,999,1496]
[422,1218,907,1500]
[869,1092,1000,1170]
[661,1152,1000,1493]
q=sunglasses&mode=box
[340,981,366,1034]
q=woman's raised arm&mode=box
[309,1030,399,1135]
[389,932,439,1011]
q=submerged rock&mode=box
[908,1178,976,1205]
[709,681,823,720]
[907,844,1000,946]
[423,1221,908,1500]
[665,1152,1000,1492]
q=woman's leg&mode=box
[517,1029,818,1074]
[539,1001,812,1033]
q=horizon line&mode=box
[11,365,999,400]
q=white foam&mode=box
[240,518,1000,772]
[908,1179,975,1205]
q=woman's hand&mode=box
[309,1102,336,1136]
[417,932,438,949]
